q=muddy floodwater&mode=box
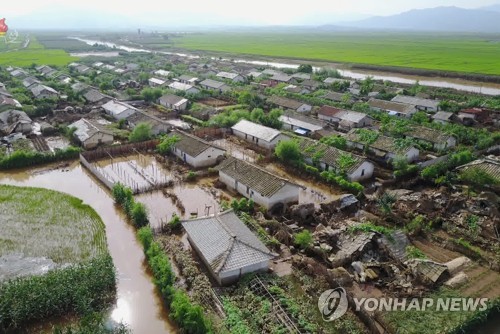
[0,162,176,333]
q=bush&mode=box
[0,255,116,331]
[0,146,81,170]
[157,135,180,155]
[185,171,197,181]
[231,198,254,213]
[294,230,313,250]
[169,214,181,230]
[406,245,427,259]
[130,202,149,228]
[129,123,152,143]
[275,140,302,164]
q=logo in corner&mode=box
[0,18,8,36]
[318,287,349,321]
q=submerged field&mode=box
[0,36,77,67]
[173,32,500,76]
[0,185,107,265]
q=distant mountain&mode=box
[340,6,500,33]
[480,3,500,13]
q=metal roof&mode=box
[279,112,325,132]
[182,210,275,274]
[231,119,281,142]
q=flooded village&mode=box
[0,35,499,334]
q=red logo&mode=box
[0,18,8,36]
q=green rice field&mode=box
[173,32,500,76]
[0,185,107,264]
[0,35,77,67]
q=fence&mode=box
[192,127,226,140]
[81,140,159,163]
[80,154,114,191]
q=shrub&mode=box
[137,227,154,252]
[185,171,197,181]
[169,214,181,230]
[0,255,115,331]
[130,202,149,228]
[294,230,313,250]
[0,146,81,170]
[128,123,152,143]
[406,245,427,259]
[275,140,303,164]
[157,135,180,155]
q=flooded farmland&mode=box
[0,162,177,333]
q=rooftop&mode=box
[182,210,275,274]
[171,130,225,157]
[391,95,440,109]
[267,96,307,110]
[406,126,454,144]
[368,98,415,115]
[200,79,227,89]
[216,157,301,197]
[231,119,281,142]
[279,112,324,132]
[69,118,112,142]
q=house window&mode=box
[246,186,249,194]
[256,138,259,144]
[361,169,365,176]
[245,134,248,139]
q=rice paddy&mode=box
[0,35,77,67]
[0,185,107,265]
[173,31,500,76]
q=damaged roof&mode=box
[216,157,301,197]
[406,126,454,144]
[182,210,275,274]
[267,96,308,110]
[457,157,500,182]
[171,130,225,157]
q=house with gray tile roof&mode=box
[216,71,245,83]
[216,157,302,209]
[405,126,456,152]
[345,129,419,163]
[158,94,189,111]
[279,112,325,136]
[391,95,440,112]
[30,84,59,99]
[199,79,230,93]
[231,119,289,150]
[368,98,416,118]
[170,130,226,168]
[69,118,114,149]
[267,96,312,113]
[182,209,276,285]
[298,137,374,182]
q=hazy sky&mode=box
[2,0,499,26]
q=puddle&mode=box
[0,162,176,333]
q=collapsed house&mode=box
[0,110,32,135]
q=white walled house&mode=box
[102,100,138,120]
[158,94,189,111]
[267,96,312,113]
[231,119,289,150]
[216,157,302,209]
[148,77,166,87]
[182,210,276,285]
[345,130,420,163]
[405,126,456,152]
[317,106,373,130]
[69,118,114,149]
[298,138,374,182]
[216,71,245,83]
[30,84,59,99]
[391,95,440,112]
[168,82,200,95]
[170,131,226,168]
[279,112,325,136]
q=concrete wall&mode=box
[83,132,114,149]
[232,129,276,150]
[219,261,269,285]
[219,171,299,209]
[347,161,374,182]
[173,146,225,168]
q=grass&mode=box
[0,185,107,264]
[173,31,500,75]
[384,288,496,334]
[0,35,77,67]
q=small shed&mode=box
[170,130,226,168]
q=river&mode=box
[0,162,176,333]
[70,37,500,96]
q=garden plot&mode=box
[91,154,172,193]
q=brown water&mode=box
[0,162,176,333]
[136,182,221,228]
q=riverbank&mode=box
[0,162,177,333]
[71,36,500,95]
